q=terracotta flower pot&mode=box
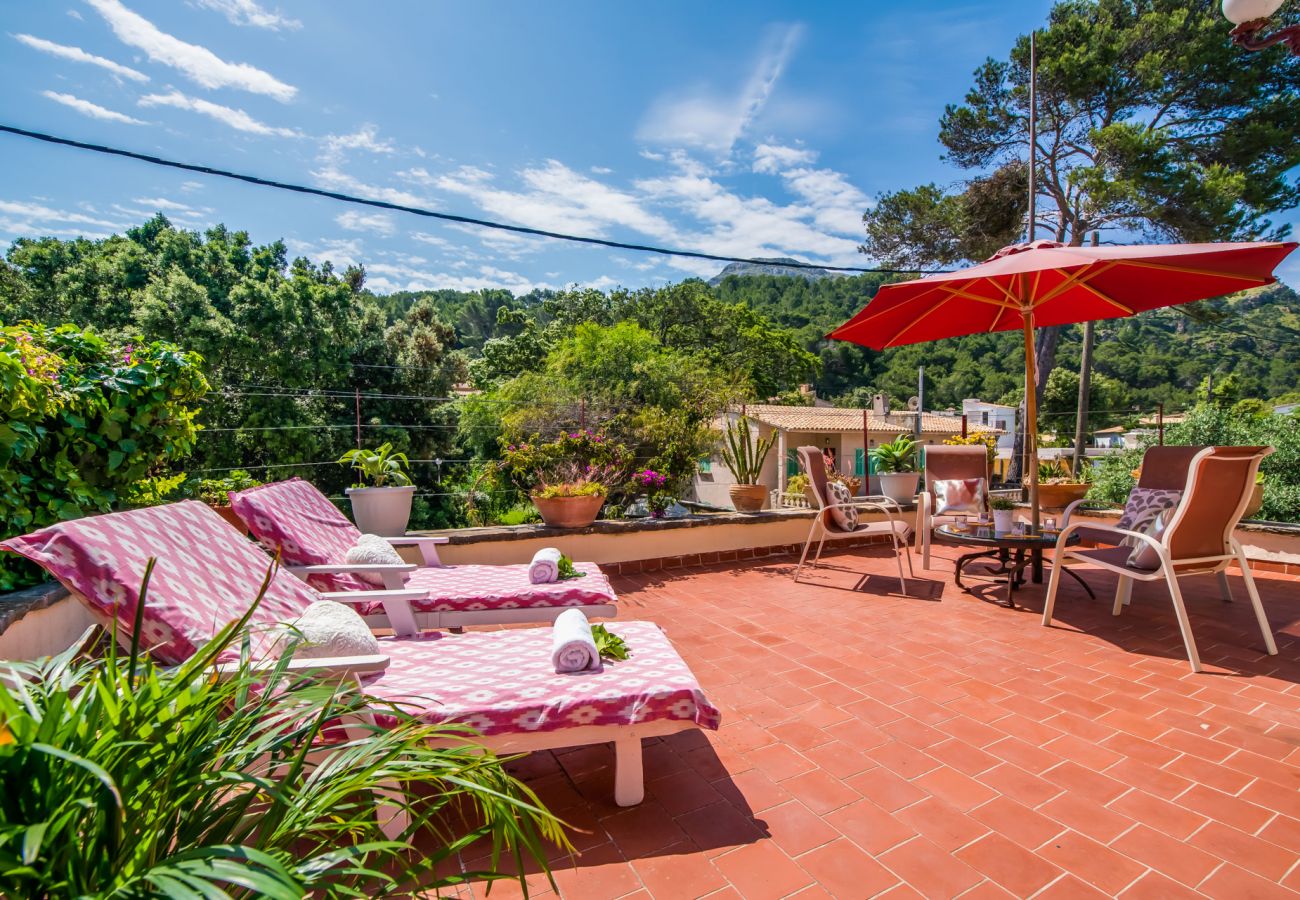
[1037,482,1090,510]
[532,494,605,528]
[1242,482,1264,520]
[729,483,767,512]
[210,504,248,535]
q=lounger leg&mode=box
[1163,570,1202,673]
[1233,543,1278,656]
[375,779,411,839]
[813,527,829,566]
[1113,577,1133,616]
[1042,555,1065,626]
[613,736,645,806]
[1217,570,1233,604]
[921,520,932,570]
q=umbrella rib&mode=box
[849,278,966,324]
[886,291,967,346]
[1031,263,1111,308]
[1075,280,1136,315]
[1115,259,1272,283]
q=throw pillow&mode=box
[1117,488,1182,533]
[344,533,406,586]
[283,600,381,659]
[1127,509,1171,570]
[826,480,859,531]
[934,478,986,515]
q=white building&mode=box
[961,399,1017,453]
[692,401,985,509]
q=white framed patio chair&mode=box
[916,444,990,570]
[1042,446,1277,673]
[794,446,914,594]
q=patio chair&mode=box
[916,444,990,570]
[794,446,914,594]
[229,478,617,636]
[1,501,720,819]
[1042,446,1277,673]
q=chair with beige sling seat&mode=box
[915,444,991,570]
[1042,446,1277,672]
[794,446,914,594]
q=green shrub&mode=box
[0,323,208,590]
[0,567,565,897]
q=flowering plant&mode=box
[501,429,630,497]
[632,468,675,518]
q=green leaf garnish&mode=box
[557,554,586,580]
[590,624,630,662]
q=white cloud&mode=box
[590,165,613,175]
[0,198,122,230]
[310,165,426,206]
[434,160,677,241]
[194,0,300,30]
[752,142,816,174]
[133,196,211,213]
[335,210,395,235]
[179,180,204,192]
[410,231,451,249]
[363,261,555,295]
[87,0,296,100]
[636,23,803,154]
[286,236,364,269]
[398,166,434,185]
[14,33,148,81]
[139,90,300,136]
[42,90,145,124]
[323,124,397,156]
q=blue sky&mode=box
[2,0,1296,293]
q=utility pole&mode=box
[1027,30,1037,245]
[916,366,924,436]
[1071,231,1099,475]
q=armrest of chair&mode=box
[1055,521,1164,558]
[317,589,425,637]
[213,653,390,682]
[289,563,418,576]
[383,535,447,566]
[1060,498,1109,529]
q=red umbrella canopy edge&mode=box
[830,241,1299,350]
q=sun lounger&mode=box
[228,478,617,634]
[2,501,720,811]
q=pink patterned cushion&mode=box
[358,562,617,616]
[362,621,720,735]
[1,502,318,665]
[229,478,369,592]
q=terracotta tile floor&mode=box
[462,543,1300,899]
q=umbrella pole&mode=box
[1022,310,1040,533]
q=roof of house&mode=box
[1093,426,1127,434]
[737,404,995,435]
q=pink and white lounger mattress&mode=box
[2,501,715,738]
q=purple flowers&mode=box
[633,468,668,489]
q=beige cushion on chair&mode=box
[934,478,986,515]
[1127,510,1171,569]
[826,481,858,530]
[1117,488,1182,532]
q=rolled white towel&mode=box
[530,547,562,584]
[551,608,601,674]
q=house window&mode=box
[854,447,865,477]
[697,459,711,474]
[981,411,989,425]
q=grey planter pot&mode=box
[346,485,416,535]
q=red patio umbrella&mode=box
[829,239,1298,529]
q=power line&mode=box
[0,124,947,276]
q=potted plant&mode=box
[338,442,415,535]
[633,468,675,519]
[871,434,920,504]
[196,469,261,533]
[1035,459,1090,509]
[1243,472,1265,519]
[990,497,1017,533]
[502,430,629,528]
[719,415,776,512]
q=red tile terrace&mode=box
[448,542,1300,900]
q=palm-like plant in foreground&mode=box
[0,564,568,898]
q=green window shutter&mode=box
[698,458,711,474]
[854,447,865,477]
[786,449,799,478]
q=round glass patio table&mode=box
[933,523,1093,609]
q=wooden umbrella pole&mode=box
[1022,308,1040,533]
